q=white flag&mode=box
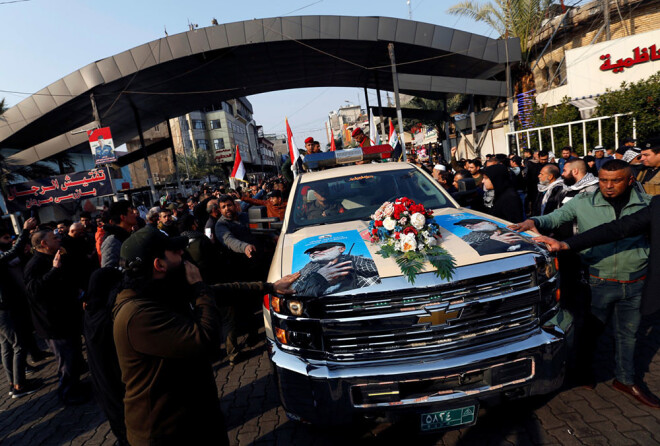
[369,109,381,145]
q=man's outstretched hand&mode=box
[272,272,301,295]
[507,219,538,233]
[533,236,569,252]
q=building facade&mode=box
[169,98,275,176]
[531,0,660,114]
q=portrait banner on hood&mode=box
[434,213,544,257]
[291,230,381,297]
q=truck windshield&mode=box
[288,168,456,232]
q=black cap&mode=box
[454,218,490,226]
[640,138,660,150]
[304,241,345,254]
[267,190,282,199]
[120,226,188,272]
[621,136,636,144]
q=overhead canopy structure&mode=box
[0,16,520,166]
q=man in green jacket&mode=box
[509,160,655,407]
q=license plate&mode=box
[420,405,476,431]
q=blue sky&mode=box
[0,0,494,146]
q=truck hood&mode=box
[278,208,543,280]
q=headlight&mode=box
[287,300,304,316]
[535,255,558,282]
[266,294,305,317]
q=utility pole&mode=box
[388,43,407,161]
[407,0,412,20]
[603,0,611,40]
[129,101,158,204]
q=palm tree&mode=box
[176,151,227,183]
[447,0,555,93]
[448,0,553,58]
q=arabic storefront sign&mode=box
[600,44,660,74]
[6,167,113,211]
[88,127,117,165]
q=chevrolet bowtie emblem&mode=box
[418,306,461,326]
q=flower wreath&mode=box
[368,197,455,284]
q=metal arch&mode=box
[0,15,521,166]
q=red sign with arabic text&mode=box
[600,44,660,74]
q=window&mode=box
[209,120,221,130]
[213,138,225,150]
[288,168,454,232]
[196,139,209,150]
[193,120,206,130]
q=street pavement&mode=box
[1,314,659,446]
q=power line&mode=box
[282,0,323,16]
[0,0,30,4]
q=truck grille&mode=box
[320,269,539,361]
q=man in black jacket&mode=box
[100,200,137,268]
[532,164,565,217]
[24,229,88,405]
[0,218,39,398]
[534,195,660,408]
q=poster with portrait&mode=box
[88,127,117,165]
[434,213,544,257]
[291,230,381,297]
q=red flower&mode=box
[394,232,400,239]
[410,204,425,214]
[374,220,383,227]
[372,228,378,235]
[402,226,418,235]
[393,211,401,219]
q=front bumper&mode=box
[269,324,569,426]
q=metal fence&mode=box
[506,113,635,155]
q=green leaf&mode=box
[395,251,425,285]
[427,248,457,281]
[377,244,396,259]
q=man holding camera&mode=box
[113,227,229,445]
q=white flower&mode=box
[394,240,402,251]
[411,212,426,230]
[383,217,396,231]
[401,233,417,252]
[398,217,408,225]
[382,202,395,217]
[374,209,384,220]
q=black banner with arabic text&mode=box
[6,167,113,211]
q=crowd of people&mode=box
[1,135,659,443]
[0,174,297,445]
[421,136,660,409]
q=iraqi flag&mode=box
[389,118,403,161]
[286,118,301,173]
[369,109,381,145]
[230,145,246,181]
